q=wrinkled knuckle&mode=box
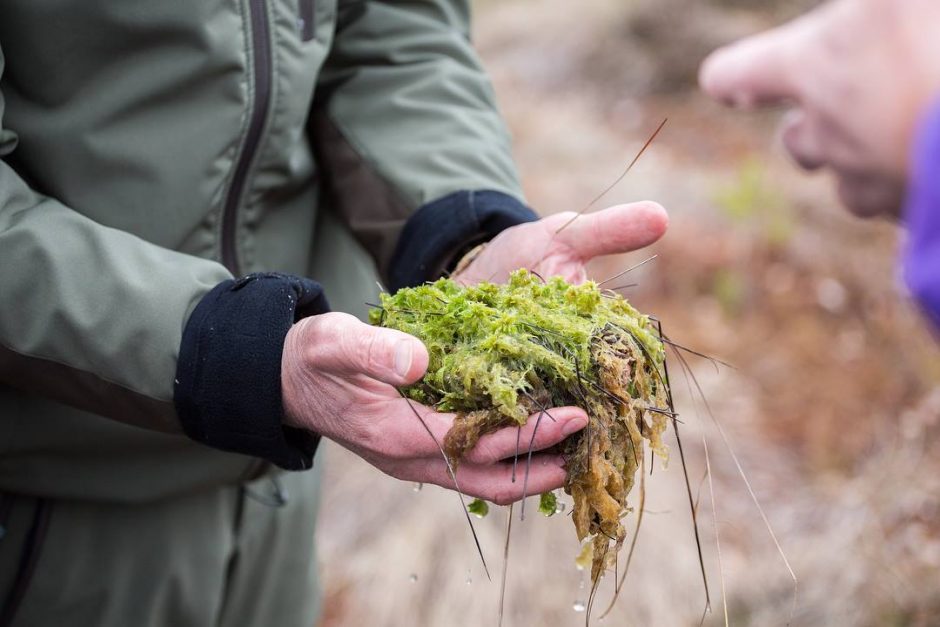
[361,331,388,375]
[302,341,323,367]
[320,314,364,370]
[300,315,342,363]
[312,312,345,340]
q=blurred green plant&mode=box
[714,157,794,247]
[712,267,747,317]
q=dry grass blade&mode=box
[398,393,492,581]
[672,391,712,617]
[605,283,639,292]
[584,543,609,627]
[597,254,658,287]
[703,435,729,627]
[497,502,514,627]
[520,409,546,521]
[651,322,712,617]
[554,118,669,236]
[661,333,736,372]
[669,346,799,625]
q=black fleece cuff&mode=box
[174,273,330,470]
[388,190,538,292]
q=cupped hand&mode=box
[698,0,940,218]
[281,312,588,504]
[454,201,669,285]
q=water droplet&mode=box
[573,600,586,612]
[409,574,418,583]
[555,502,566,514]
[578,578,586,590]
[413,483,423,493]
[466,569,472,585]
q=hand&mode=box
[454,201,669,285]
[281,312,589,504]
[698,0,940,218]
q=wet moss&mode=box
[371,269,670,583]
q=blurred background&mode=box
[316,0,940,625]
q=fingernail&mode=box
[394,341,413,378]
[561,416,588,437]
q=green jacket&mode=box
[0,0,532,502]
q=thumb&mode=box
[299,312,429,386]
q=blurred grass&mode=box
[317,1,940,625]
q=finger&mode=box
[699,15,812,109]
[463,406,588,465]
[301,312,429,386]
[370,398,457,459]
[553,202,668,261]
[408,454,568,506]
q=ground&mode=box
[317,1,940,625]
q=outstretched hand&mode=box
[281,201,668,504]
[453,201,668,285]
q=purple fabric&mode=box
[903,99,940,332]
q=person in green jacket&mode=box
[0,1,667,625]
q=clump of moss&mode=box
[370,269,670,583]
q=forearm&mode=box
[313,0,534,287]
[0,162,231,432]
[0,169,331,468]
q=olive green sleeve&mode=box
[0,47,232,433]
[310,0,525,279]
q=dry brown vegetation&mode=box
[317,1,940,625]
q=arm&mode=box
[279,0,669,497]
[0,46,327,468]
[0,45,229,434]
[311,0,537,291]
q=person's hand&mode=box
[699,0,940,218]
[454,201,669,285]
[281,312,589,504]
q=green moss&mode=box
[538,491,558,517]
[467,498,489,518]
[372,269,670,583]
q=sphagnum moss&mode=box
[370,269,670,583]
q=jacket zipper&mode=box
[221,0,275,275]
[299,0,315,42]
